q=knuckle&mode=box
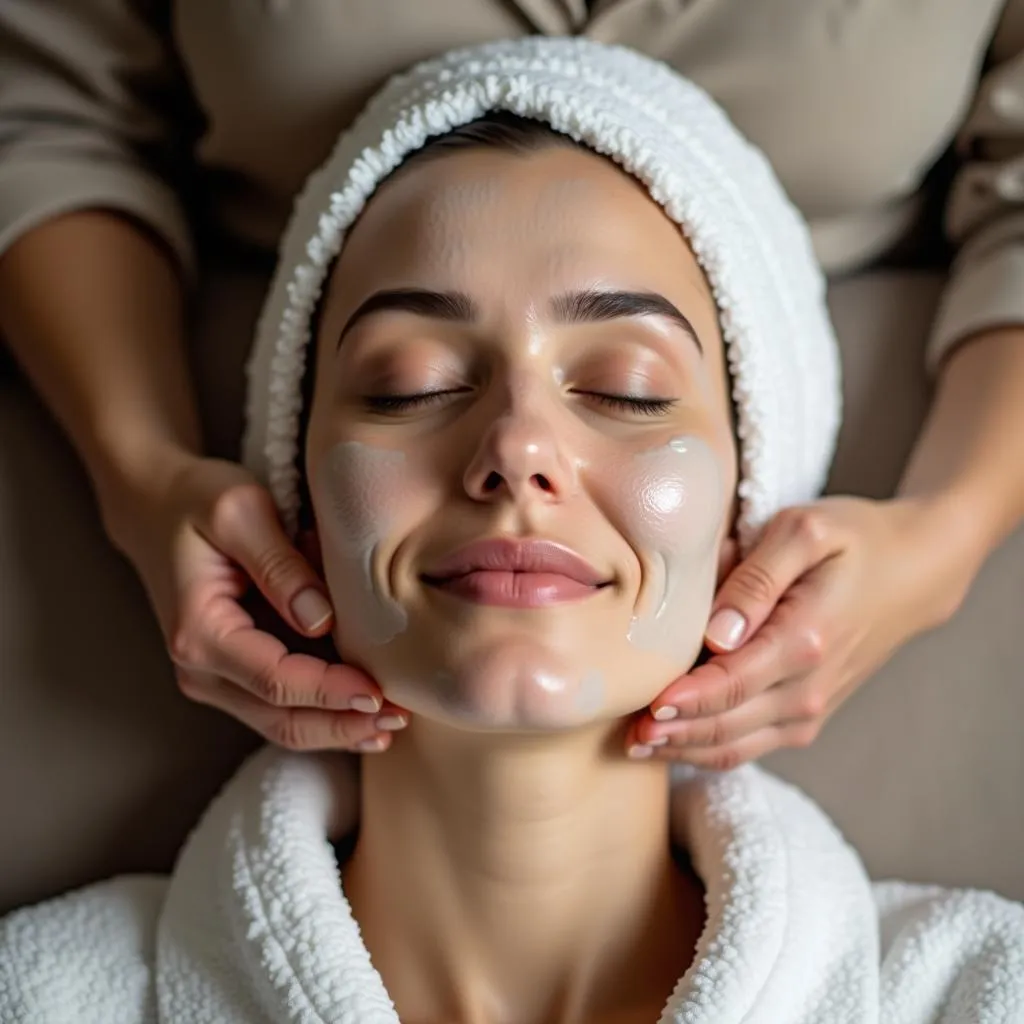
[168,628,202,670]
[704,746,742,772]
[730,562,776,605]
[249,664,291,708]
[305,678,333,711]
[266,712,313,752]
[789,721,822,748]
[793,625,826,669]
[329,714,372,749]
[208,482,267,538]
[786,507,829,552]
[693,664,746,716]
[705,715,729,748]
[251,545,302,593]
[721,668,747,712]
[795,686,827,720]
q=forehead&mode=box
[328,145,716,327]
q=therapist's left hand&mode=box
[625,495,983,769]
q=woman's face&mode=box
[305,142,738,732]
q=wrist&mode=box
[894,490,990,623]
[897,477,1000,566]
[91,435,201,551]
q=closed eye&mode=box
[576,392,677,416]
[362,388,469,414]
[362,389,677,417]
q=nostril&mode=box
[533,473,553,492]
[483,471,503,492]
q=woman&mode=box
[2,39,1020,1023]
[0,1,1021,776]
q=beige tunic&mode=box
[1,0,1023,370]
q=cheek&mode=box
[317,441,407,549]
[627,437,723,547]
[311,441,410,647]
[609,436,726,660]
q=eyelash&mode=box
[362,390,676,416]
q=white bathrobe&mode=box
[2,746,1022,1023]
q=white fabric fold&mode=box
[5,747,1022,1022]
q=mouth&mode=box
[421,538,613,608]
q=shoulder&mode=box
[0,874,167,1024]
[874,880,1024,1021]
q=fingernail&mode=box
[291,587,333,631]
[350,694,382,714]
[648,735,669,747]
[652,705,679,722]
[358,736,387,752]
[706,608,747,650]
[375,713,408,731]
[628,744,654,759]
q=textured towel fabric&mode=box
[241,36,842,550]
[1,748,1022,1023]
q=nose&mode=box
[463,399,578,504]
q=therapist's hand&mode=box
[625,496,982,768]
[102,448,405,753]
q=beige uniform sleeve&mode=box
[929,2,1024,370]
[0,0,197,278]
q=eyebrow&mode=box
[335,287,703,353]
[551,290,702,353]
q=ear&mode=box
[716,533,740,588]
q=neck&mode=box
[344,719,703,1024]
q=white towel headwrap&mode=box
[243,37,841,549]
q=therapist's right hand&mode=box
[100,448,404,753]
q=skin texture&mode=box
[306,149,736,732]
[304,145,737,1023]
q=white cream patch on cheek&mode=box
[623,436,723,660]
[314,441,409,646]
[574,670,606,716]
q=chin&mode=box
[372,634,681,733]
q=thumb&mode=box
[200,484,335,636]
[706,507,837,652]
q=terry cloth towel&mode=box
[2,747,1023,1022]
[242,36,842,551]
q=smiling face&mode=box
[304,138,738,732]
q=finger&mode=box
[178,669,402,753]
[650,627,802,721]
[197,483,335,637]
[178,664,405,722]
[639,684,789,749]
[634,719,822,769]
[638,676,827,749]
[651,585,828,723]
[174,596,384,712]
[705,506,841,653]
[214,624,385,712]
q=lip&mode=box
[422,538,611,608]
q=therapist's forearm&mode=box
[897,327,1024,568]
[0,210,201,514]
